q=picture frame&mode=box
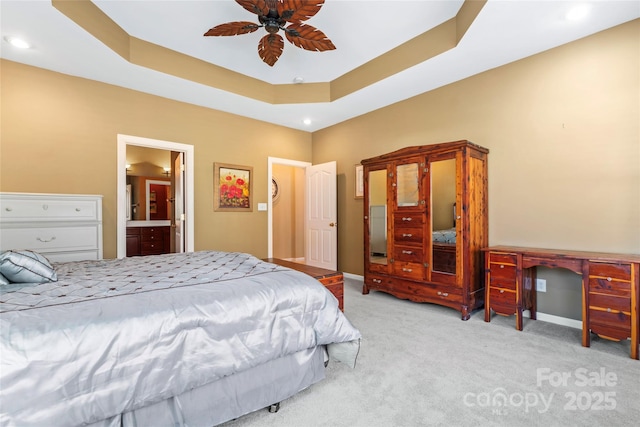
[355,164,364,199]
[214,162,253,212]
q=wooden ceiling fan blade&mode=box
[278,0,325,22]
[284,23,335,52]
[258,33,284,66]
[204,21,261,37]
[236,0,270,17]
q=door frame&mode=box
[117,134,195,258]
[267,157,311,259]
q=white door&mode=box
[305,161,337,270]
[173,152,185,253]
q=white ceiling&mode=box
[1,1,638,132]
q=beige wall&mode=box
[1,20,638,320]
[0,60,312,258]
[312,20,639,320]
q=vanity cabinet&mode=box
[126,226,171,256]
[362,140,489,320]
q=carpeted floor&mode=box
[223,277,639,426]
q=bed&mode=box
[0,250,361,426]
[0,193,361,426]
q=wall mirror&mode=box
[126,145,172,222]
[430,157,457,274]
[368,168,388,266]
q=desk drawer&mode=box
[588,262,631,282]
[489,287,517,307]
[589,293,630,314]
[488,252,517,265]
[489,264,517,290]
[588,277,631,297]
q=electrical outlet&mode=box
[536,279,547,292]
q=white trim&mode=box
[117,134,195,258]
[267,157,311,258]
[523,311,582,330]
[344,272,364,280]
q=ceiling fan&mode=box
[204,0,336,67]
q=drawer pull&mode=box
[402,268,412,272]
[5,207,12,212]
[402,250,413,255]
[499,289,505,294]
[42,204,48,210]
[36,236,56,243]
[607,308,611,312]
[402,233,413,238]
[606,277,612,282]
[500,265,505,269]
[373,279,382,283]
[402,217,412,221]
[437,291,449,297]
[75,208,81,212]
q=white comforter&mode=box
[0,251,361,426]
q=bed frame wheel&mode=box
[268,402,280,413]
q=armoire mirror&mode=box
[430,157,457,274]
[368,168,388,265]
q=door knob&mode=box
[329,222,336,227]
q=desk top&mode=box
[483,246,640,263]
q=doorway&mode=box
[268,157,337,270]
[116,134,195,258]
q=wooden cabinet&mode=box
[126,226,171,256]
[362,140,489,320]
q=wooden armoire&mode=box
[362,140,489,320]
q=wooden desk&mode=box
[483,246,639,360]
[263,258,344,311]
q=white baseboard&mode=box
[523,310,582,330]
[343,272,363,280]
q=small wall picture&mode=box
[214,162,253,212]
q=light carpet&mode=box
[223,277,639,426]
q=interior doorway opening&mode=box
[116,134,195,258]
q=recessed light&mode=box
[566,5,590,21]
[293,76,304,84]
[4,36,30,49]
[303,118,312,126]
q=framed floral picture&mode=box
[214,162,253,212]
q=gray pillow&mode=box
[0,272,9,286]
[0,250,57,283]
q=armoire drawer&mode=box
[394,213,424,227]
[392,261,424,280]
[394,227,423,245]
[393,246,423,263]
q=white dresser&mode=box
[0,193,103,262]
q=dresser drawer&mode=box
[392,261,424,280]
[1,226,100,253]
[393,246,423,263]
[141,241,164,255]
[0,197,99,222]
[588,262,631,282]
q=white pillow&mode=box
[0,272,9,286]
[0,250,57,283]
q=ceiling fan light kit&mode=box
[204,0,335,67]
